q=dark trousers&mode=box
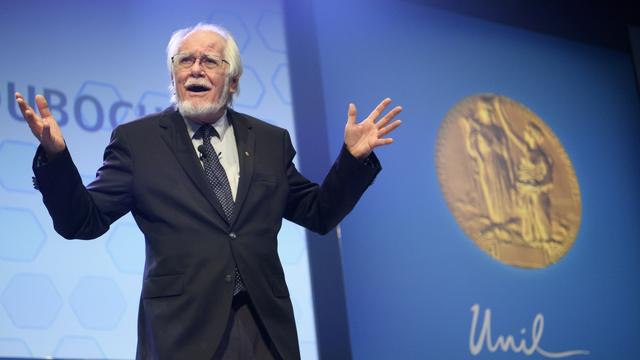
[212,292,281,360]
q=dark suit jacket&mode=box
[33,107,380,359]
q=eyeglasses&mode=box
[171,52,229,71]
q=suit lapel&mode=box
[158,109,230,225]
[228,109,255,227]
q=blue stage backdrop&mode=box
[303,0,640,359]
[0,1,319,359]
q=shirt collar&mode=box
[183,109,230,140]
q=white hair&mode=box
[166,23,243,106]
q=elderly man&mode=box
[16,23,401,359]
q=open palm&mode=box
[345,98,402,160]
[15,92,66,156]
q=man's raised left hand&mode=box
[344,98,402,160]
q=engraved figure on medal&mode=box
[437,94,581,268]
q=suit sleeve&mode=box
[32,127,134,239]
[282,130,381,234]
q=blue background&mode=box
[307,0,640,358]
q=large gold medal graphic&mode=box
[436,94,581,268]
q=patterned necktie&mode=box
[196,124,245,295]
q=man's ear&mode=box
[229,77,239,94]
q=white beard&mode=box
[177,77,229,120]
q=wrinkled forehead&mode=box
[178,30,227,55]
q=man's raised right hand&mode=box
[15,92,66,156]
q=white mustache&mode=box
[184,78,212,89]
